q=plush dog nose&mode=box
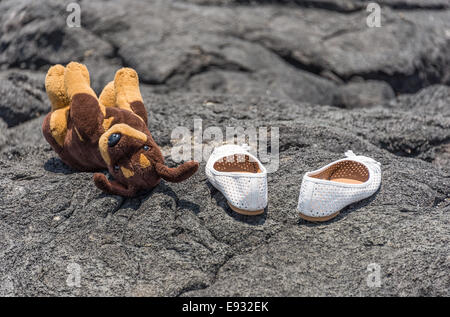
[108,133,121,147]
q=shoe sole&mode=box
[227,201,264,216]
[299,210,340,222]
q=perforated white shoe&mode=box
[297,150,381,222]
[206,144,268,215]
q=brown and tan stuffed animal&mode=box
[42,62,199,197]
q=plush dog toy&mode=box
[42,62,199,197]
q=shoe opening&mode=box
[213,154,262,173]
[310,160,369,184]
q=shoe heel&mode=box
[299,211,340,222]
[227,201,264,216]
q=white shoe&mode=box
[206,144,268,215]
[297,150,381,222]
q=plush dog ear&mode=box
[155,161,199,183]
[94,173,137,197]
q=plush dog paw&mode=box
[93,173,137,197]
[94,173,110,193]
[46,64,70,111]
[65,62,90,85]
[64,62,97,102]
[99,81,116,108]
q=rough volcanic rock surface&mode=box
[0,0,449,296]
[0,70,47,127]
[332,80,395,109]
